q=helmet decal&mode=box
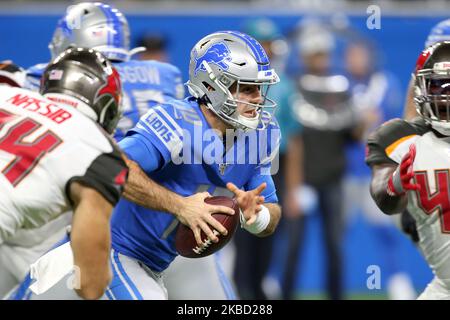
[222,31,270,71]
[98,67,121,106]
[194,42,232,76]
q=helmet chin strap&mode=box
[237,113,259,130]
[431,121,450,136]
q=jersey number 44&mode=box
[0,109,61,186]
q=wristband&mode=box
[240,205,271,234]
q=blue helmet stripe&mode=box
[59,16,72,38]
[223,31,269,71]
[109,8,123,50]
[97,3,127,61]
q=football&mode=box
[175,196,240,258]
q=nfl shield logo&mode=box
[219,163,228,175]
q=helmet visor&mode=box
[416,72,450,122]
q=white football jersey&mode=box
[0,86,126,243]
[407,132,450,286]
[367,117,450,288]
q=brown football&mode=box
[175,196,240,258]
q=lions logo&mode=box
[194,42,232,76]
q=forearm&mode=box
[123,158,183,215]
[370,164,408,215]
[70,186,112,300]
[255,203,281,237]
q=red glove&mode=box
[387,144,421,196]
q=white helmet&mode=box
[186,31,279,131]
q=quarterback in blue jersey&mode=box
[105,30,282,299]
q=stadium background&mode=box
[0,0,445,298]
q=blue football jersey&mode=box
[113,60,185,141]
[112,97,280,272]
[24,59,185,141]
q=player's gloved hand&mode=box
[401,209,420,243]
[226,182,266,226]
[177,192,235,246]
[387,144,421,196]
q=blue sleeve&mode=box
[119,132,164,174]
[128,105,183,166]
[244,170,278,203]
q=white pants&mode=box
[417,276,450,300]
[106,249,168,300]
[107,250,236,300]
[165,253,236,300]
[3,218,235,300]
[0,213,71,297]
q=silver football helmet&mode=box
[186,31,279,131]
[49,2,130,62]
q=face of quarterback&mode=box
[229,82,263,119]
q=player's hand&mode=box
[387,144,421,196]
[176,192,235,246]
[226,182,265,226]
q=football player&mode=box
[0,48,127,299]
[367,41,450,299]
[14,30,282,300]
[103,30,281,300]
[3,2,238,300]
[400,19,450,251]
